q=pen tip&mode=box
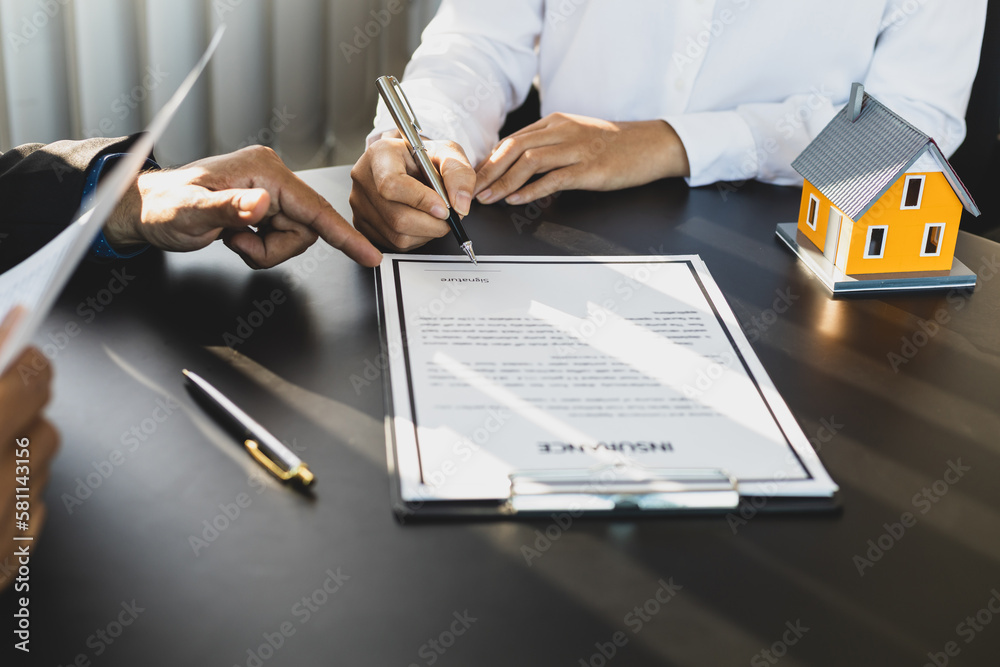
[462,242,477,264]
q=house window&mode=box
[864,226,888,259]
[901,175,925,210]
[806,194,819,230]
[921,223,946,257]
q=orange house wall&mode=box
[843,172,963,275]
[796,182,842,252]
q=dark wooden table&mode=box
[5,167,999,666]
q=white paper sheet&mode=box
[378,255,838,504]
[0,27,225,373]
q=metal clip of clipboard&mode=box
[507,466,740,513]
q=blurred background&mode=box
[0,0,442,169]
[0,0,996,240]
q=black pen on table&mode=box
[375,74,477,264]
[183,369,315,489]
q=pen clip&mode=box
[245,439,315,486]
[389,75,423,136]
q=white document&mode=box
[378,255,838,506]
[0,27,225,373]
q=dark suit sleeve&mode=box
[0,135,142,269]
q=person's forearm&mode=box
[622,120,690,182]
[0,137,137,233]
[103,174,147,249]
[368,0,543,166]
[860,1,986,159]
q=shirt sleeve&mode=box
[667,0,988,188]
[367,0,544,166]
[0,136,143,269]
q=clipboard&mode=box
[375,255,840,521]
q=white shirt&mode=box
[370,0,986,187]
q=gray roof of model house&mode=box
[792,86,980,221]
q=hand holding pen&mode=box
[349,77,478,259]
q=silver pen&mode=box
[375,75,477,263]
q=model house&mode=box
[792,83,980,276]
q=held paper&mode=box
[0,27,225,372]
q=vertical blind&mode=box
[0,0,441,169]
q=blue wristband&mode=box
[84,153,159,260]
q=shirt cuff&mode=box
[662,111,759,188]
[84,153,159,260]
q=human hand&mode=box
[0,309,60,591]
[474,112,691,206]
[105,145,383,269]
[350,133,475,251]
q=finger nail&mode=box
[477,189,493,204]
[506,193,522,205]
[455,191,472,216]
[431,204,449,219]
